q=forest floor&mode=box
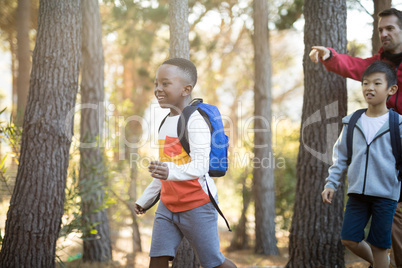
[61,225,372,268]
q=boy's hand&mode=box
[321,188,335,204]
[148,161,169,180]
[135,204,145,215]
[309,46,331,63]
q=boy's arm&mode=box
[325,124,349,191]
[165,111,211,181]
[135,178,162,211]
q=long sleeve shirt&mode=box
[136,110,218,212]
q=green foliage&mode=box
[60,149,114,242]
[273,121,299,230]
[0,108,112,259]
[273,0,304,30]
[0,108,21,199]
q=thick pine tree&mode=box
[0,0,82,267]
[286,0,347,267]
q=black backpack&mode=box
[346,108,402,202]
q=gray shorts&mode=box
[150,200,225,268]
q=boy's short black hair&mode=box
[162,58,197,87]
[379,8,402,29]
[361,61,397,87]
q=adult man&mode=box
[310,8,402,268]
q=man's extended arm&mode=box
[309,46,380,82]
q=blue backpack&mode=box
[146,98,231,231]
[347,108,402,202]
[176,98,229,177]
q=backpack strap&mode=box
[177,105,199,155]
[347,109,367,166]
[179,100,231,231]
[143,192,160,212]
[177,102,212,155]
[389,108,402,182]
[190,98,203,106]
[205,176,232,231]
[158,113,170,132]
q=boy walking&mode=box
[322,61,402,267]
[134,58,236,268]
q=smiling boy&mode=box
[134,58,236,268]
[322,61,402,268]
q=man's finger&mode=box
[309,49,318,63]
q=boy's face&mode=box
[362,72,397,107]
[154,64,192,115]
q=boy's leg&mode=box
[150,256,171,268]
[175,201,234,268]
[214,258,237,268]
[149,202,183,263]
[341,239,373,264]
[340,195,372,264]
[366,197,397,267]
[369,244,389,268]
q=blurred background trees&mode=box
[0,0,397,266]
[80,0,113,263]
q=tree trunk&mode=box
[80,0,112,263]
[172,239,200,268]
[372,0,391,55]
[229,172,251,250]
[169,0,190,60]
[252,0,278,256]
[169,0,199,266]
[9,33,18,124]
[0,1,82,267]
[286,1,347,267]
[128,146,142,253]
[122,58,144,257]
[16,0,31,126]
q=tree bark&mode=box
[372,0,391,55]
[229,172,251,250]
[168,0,199,266]
[16,0,31,126]
[169,0,190,60]
[172,239,200,268]
[286,0,347,267]
[252,0,279,256]
[80,0,112,263]
[0,0,82,267]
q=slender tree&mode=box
[16,0,31,125]
[286,0,347,267]
[252,0,279,256]
[80,0,112,262]
[168,0,200,267]
[0,0,82,267]
[372,0,392,54]
[169,0,190,59]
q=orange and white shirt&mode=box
[136,111,218,212]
